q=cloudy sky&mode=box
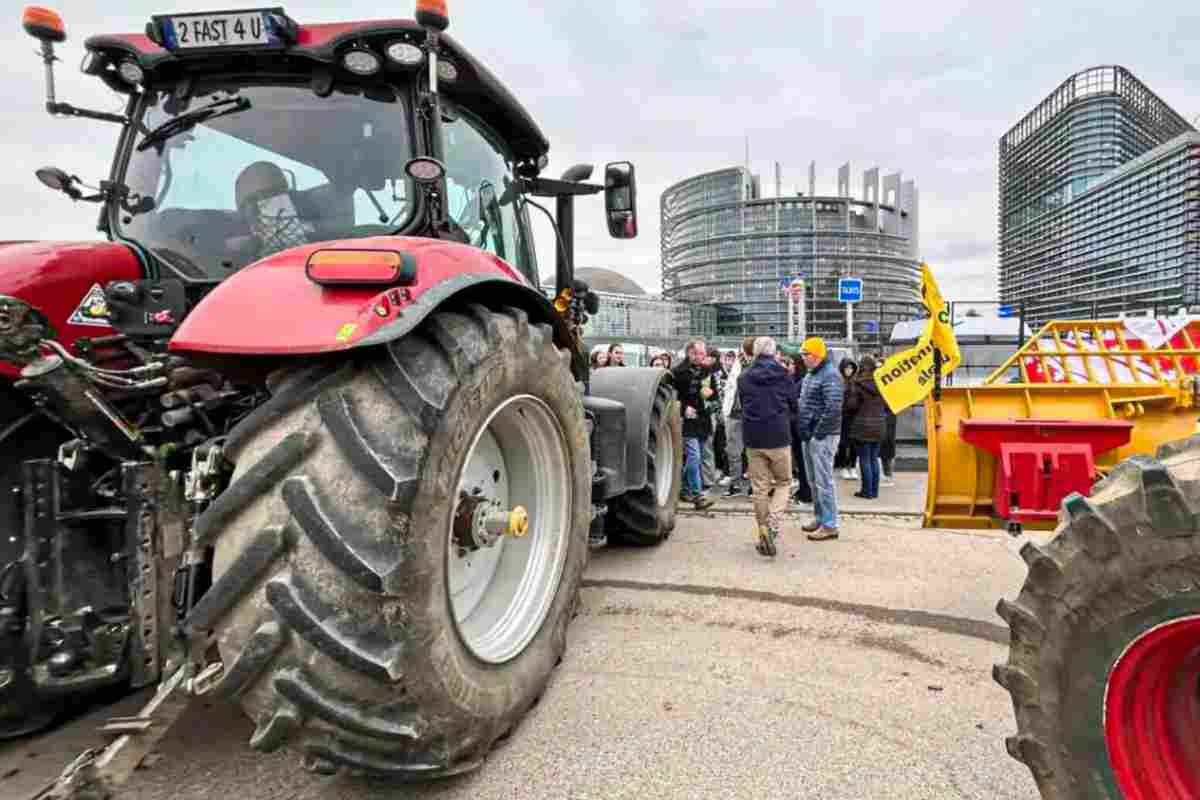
[2,1,1198,302]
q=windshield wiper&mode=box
[137,96,252,152]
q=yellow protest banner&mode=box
[874,264,961,413]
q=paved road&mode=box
[2,494,1041,800]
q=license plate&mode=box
[158,9,281,50]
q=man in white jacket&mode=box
[721,337,756,496]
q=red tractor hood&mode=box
[170,236,535,356]
[0,241,142,377]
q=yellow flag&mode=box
[921,263,961,373]
[873,264,962,413]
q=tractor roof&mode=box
[83,17,550,163]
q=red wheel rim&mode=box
[1105,616,1200,799]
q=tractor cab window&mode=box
[441,103,537,285]
[119,82,414,279]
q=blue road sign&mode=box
[863,320,879,334]
[997,304,1018,318]
[838,277,863,304]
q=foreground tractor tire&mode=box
[609,383,682,545]
[194,304,589,779]
[995,436,1200,799]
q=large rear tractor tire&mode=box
[608,383,682,545]
[995,436,1200,799]
[191,304,590,779]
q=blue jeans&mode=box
[683,437,704,497]
[802,435,840,529]
[856,441,881,498]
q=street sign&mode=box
[998,304,1018,318]
[864,320,879,334]
[838,278,863,304]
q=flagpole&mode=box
[933,346,942,402]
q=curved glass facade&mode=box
[999,66,1199,321]
[661,167,921,339]
[1000,66,1195,235]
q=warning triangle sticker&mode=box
[68,283,114,328]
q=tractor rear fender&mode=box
[169,236,581,363]
[589,367,675,493]
[349,272,577,353]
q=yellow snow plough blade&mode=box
[924,319,1200,530]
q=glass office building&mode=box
[999,66,1200,320]
[660,166,921,340]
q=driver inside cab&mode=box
[233,160,316,257]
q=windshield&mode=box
[119,82,414,278]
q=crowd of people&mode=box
[590,343,628,369]
[667,335,899,558]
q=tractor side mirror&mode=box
[604,161,637,239]
[35,166,81,200]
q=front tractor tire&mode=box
[609,383,683,545]
[995,437,1200,799]
[193,304,590,779]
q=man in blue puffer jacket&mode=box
[796,336,843,540]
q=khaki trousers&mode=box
[748,446,792,531]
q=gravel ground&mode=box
[3,510,1041,800]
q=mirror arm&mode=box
[47,101,128,125]
[520,177,602,198]
[33,36,127,125]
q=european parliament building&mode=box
[660,165,921,340]
[999,66,1200,321]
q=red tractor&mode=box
[3,3,682,793]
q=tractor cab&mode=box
[22,4,634,293]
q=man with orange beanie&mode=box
[797,336,842,540]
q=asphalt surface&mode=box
[2,475,1042,800]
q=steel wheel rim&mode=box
[654,410,673,508]
[447,395,571,664]
[1104,614,1200,799]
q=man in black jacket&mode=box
[672,338,716,510]
[738,336,797,557]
